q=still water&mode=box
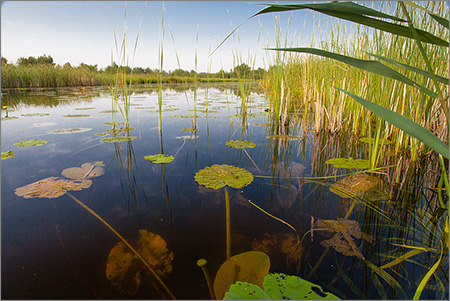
[1,84,448,299]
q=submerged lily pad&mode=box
[326,157,369,169]
[15,177,92,199]
[1,151,15,160]
[47,128,92,134]
[14,139,47,147]
[106,229,174,295]
[225,140,256,149]
[61,162,105,180]
[214,251,270,300]
[314,218,373,260]
[195,164,253,190]
[63,114,90,118]
[251,233,301,269]
[100,136,137,143]
[329,173,389,201]
[144,154,174,164]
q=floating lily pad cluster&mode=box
[14,162,104,199]
[225,140,256,149]
[14,139,48,147]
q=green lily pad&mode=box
[144,154,174,164]
[1,151,15,160]
[105,122,126,126]
[214,251,270,300]
[99,110,119,114]
[74,107,96,110]
[329,173,389,201]
[63,114,90,118]
[226,140,256,149]
[195,164,253,190]
[182,128,198,132]
[14,139,47,147]
[325,157,369,169]
[15,177,92,199]
[47,128,92,134]
[100,136,137,143]
[21,113,50,117]
[224,273,340,300]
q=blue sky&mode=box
[1,1,325,72]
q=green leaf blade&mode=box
[336,88,449,159]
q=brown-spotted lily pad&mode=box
[47,128,92,134]
[61,162,105,180]
[314,218,373,260]
[106,230,174,295]
[213,251,270,300]
[15,177,92,199]
[195,164,253,190]
[14,139,47,147]
[329,173,389,201]
[225,140,256,149]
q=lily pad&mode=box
[21,113,50,117]
[61,162,105,180]
[251,233,301,269]
[99,110,119,114]
[226,140,256,149]
[329,173,389,201]
[314,218,373,260]
[1,151,15,160]
[14,139,47,147]
[195,164,253,190]
[325,157,369,169]
[100,136,137,143]
[47,128,92,134]
[15,177,92,199]
[74,107,96,110]
[213,251,270,300]
[182,128,198,132]
[106,230,174,295]
[105,127,134,135]
[144,154,174,164]
[225,273,340,300]
[63,114,90,118]
[104,122,126,126]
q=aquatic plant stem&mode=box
[65,192,176,299]
[196,259,216,299]
[225,186,231,260]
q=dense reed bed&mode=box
[261,2,448,164]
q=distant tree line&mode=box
[2,55,266,80]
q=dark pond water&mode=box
[1,84,448,299]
